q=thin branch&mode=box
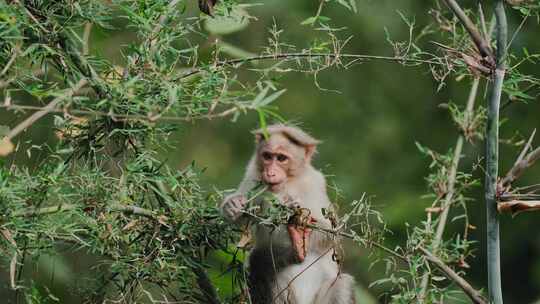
[0,101,255,123]
[441,0,494,59]
[11,203,156,220]
[4,79,88,141]
[515,129,536,167]
[178,52,443,80]
[499,146,540,188]
[0,44,20,78]
[419,247,487,304]
[418,76,481,301]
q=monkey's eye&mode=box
[262,152,273,161]
[277,154,288,162]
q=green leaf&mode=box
[257,89,286,107]
[218,41,257,60]
[204,7,250,35]
[301,16,317,25]
[252,86,270,106]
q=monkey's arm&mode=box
[221,160,260,223]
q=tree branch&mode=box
[178,52,442,79]
[4,79,88,141]
[499,146,540,189]
[441,0,494,60]
[418,76,481,301]
[11,203,156,220]
[0,102,256,123]
[419,247,487,304]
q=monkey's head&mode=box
[253,124,320,191]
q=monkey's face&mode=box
[260,149,290,188]
[257,134,306,190]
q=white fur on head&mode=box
[252,124,321,147]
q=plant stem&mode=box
[418,77,480,302]
[442,0,493,59]
[11,203,156,219]
[486,0,507,303]
[419,247,487,304]
[5,79,87,141]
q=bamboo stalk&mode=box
[485,0,507,303]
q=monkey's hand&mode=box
[221,194,248,222]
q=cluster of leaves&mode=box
[0,0,382,302]
[1,0,539,303]
[0,0,291,302]
[0,151,238,302]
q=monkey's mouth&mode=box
[263,180,285,191]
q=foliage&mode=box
[1,0,540,303]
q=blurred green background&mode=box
[1,0,539,303]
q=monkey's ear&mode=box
[304,144,317,162]
[252,130,267,144]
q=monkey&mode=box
[221,124,356,304]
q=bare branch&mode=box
[441,0,494,60]
[500,146,540,188]
[497,200,540,216]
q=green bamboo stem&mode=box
[486,0,507,303]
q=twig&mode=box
[178,52,443,79]
[418,77,481,301]
[499,137,540,189]
[0,101,255,123]
[419,247,487,304]
[485,0,507,303]
[11,203,156,220]
[500,146,540,187]
[4,79,88,141]
[0,44,20,78]
[441,0,494,60]
[514,129,536,168]
[497,200,540,216]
